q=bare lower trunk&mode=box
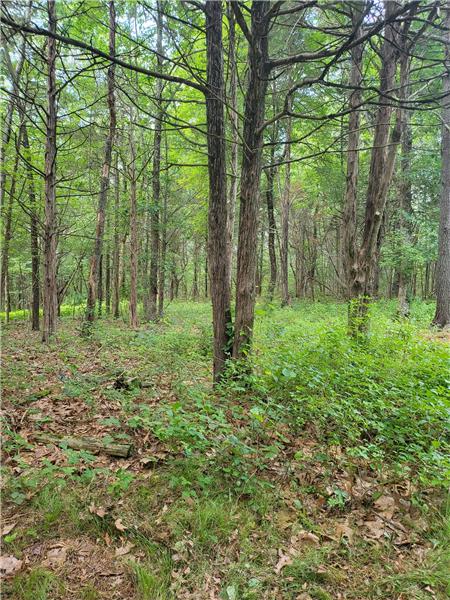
[342,5,364,300]
[233,1,270,358]
[348,1,407,335]
[1,148,20,322]
[105,250,111,315]
[226,4,239,289]
[22,124,40,330]
[97,254,103,316]
[1,42,26,312]
[83,0,116,332]
[158,158,167,318]
[397,68,413,318]
[265,165,277,300]
[42,0,58,343]
[280,113,292,307]
[129,155,138,328]
[432,5,450,328]
[148,1,163,321]
[112,159,120,318]
[205,0,232,380]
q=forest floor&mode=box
[1,300,449,600]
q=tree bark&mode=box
[42,0,58,343]
[83,0,116,332]
[112,156,120,319]
[0,41,26,312]
[22,124,40,330]
[432,4,450,328]
[205,0,232,380]
[232,1,270,358]
[397,59,413,318]
[280,112,292,307]
[341,4,364,300]
[265,164,277,300]
[226,3,239,290]
[158,148,168,318]
[105,249,111,315]
[348,0,405,335]
[129,133,139,329]
[148,0,163,321]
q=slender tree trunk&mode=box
[1,43,26,312]
[342,5,364,300]
[22,124,40,330]
[397,61,413,318]
[205,0,232,380]
[83,0,116,332]
[233,1,270,358]
[280,113,292,307]
[129,137,138,329]
[192,238,200,300]
[348,0,406,335]
[432,4,450,328]
[105,249,111,315]
[97,254,103,316]
[42,0,58,342]
[148,0,163,320]
[226,3,239,289]
[265,165,277,300]
[112,158,120,318]
[158,147,168,318]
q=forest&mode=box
[1,0,449,598]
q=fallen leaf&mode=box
[297,531,320,546]
[89,504,107,518]
[0,555,23,578]
[1,523,16,537]
[43,545,67,566]
[115,542,134,557]
[335,521,354,543]
[374,495,396,519]
[365,518,385,539]
[275,552,293,573]
[114,518,127,532]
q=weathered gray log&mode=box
[33,433,132,458]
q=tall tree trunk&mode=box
[1,42,26,312]
[2,151,20,323]
[232,1,270,358]
[226,3,239,289]
[432,4,450,328]
[265,165,277,300]
[105,249,111,315]
[348,0,406,335]
[192,238,200,300]
[129,137,138,329]
[205,0,232,380]
[83,0,116,332]
[42,0,58,342]
[148,0,163,321]
[22,124,40,330]
[397,61,413,318]
[158,147,168,318]
[341,5,364,300]
[97,254,103,316]
[280,113,292,307]
[112,157,120,318]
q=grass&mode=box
[1,299,449,598]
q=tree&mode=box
[432,3,450,328]
[205,0,232,380]
[148,0,163,321]
[83,0,116,333]
[42,0,58,343]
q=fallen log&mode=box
[33,433,133,458]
